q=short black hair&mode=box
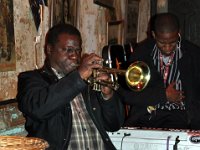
[44,23,82,54]
[152,12,180,33]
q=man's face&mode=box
[153,31,179,56]
[47,33,82,74]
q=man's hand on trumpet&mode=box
[78,53,103,80]
[77,53,113,100]
[96,72,113,100]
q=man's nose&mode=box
[163,44,174,51]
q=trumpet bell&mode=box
[125,61,150,92]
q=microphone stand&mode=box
[173,136,180,150]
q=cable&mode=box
[166,135,171,150]
[120,133,131,150]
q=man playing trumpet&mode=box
[16,23,125,150]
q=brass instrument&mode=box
[89,61,151,92]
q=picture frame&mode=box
[107,20,123,45]
[93,0,114,9]
[0,0,15,72]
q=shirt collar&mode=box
[51,67,65,79]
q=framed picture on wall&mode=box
[107,20,123,45]
[94,0,114,9]
[0,1,15,72]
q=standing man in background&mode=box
[122,12,200,130]
[17,23,124,150]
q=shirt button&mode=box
[93,107,96,111]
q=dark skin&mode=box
[46,33,113,99]
[152,31,185,103]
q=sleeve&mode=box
[17,70,87,120]
[97,92,125,132]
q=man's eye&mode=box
[66,48,73,52]
[62,48,81,53]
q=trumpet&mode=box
[88,61,151,92]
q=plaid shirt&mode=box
[51,68,105,150]
[68,94,105,150]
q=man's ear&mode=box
[46,45,52,55]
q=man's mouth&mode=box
[70,63,79,68]
[161,50,174,56]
